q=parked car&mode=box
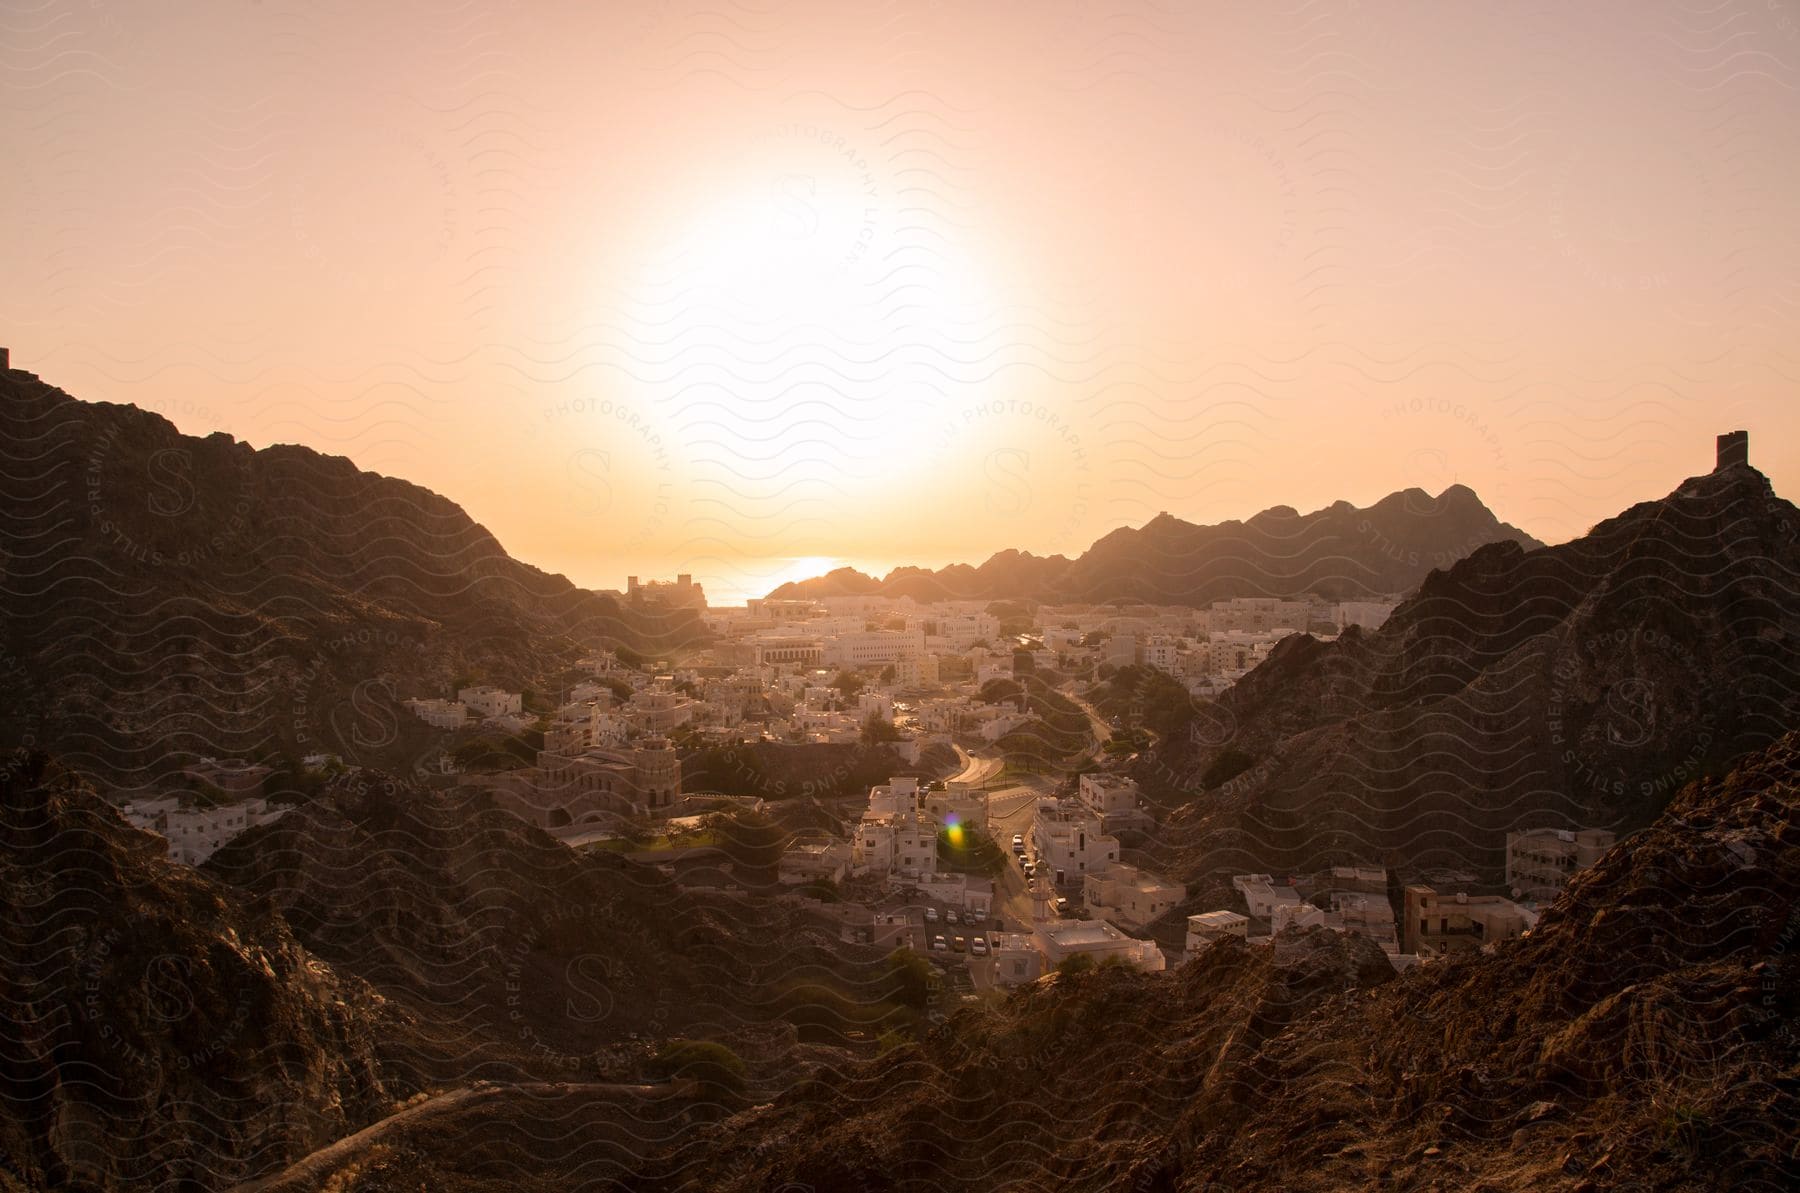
[970,937,989,957]
[925,907,939,923]
[952,936,967,953]
[1011,834,1025,850]
[1056,897,1070,914]
[946,909,959,925]
[971,908,987,923]
[931,935,948,952]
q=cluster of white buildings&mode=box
[404,684,530,734]
[1182,843,1589,972]
[118,759,290,865]
[1183,868,1409,966]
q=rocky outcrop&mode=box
[202,770,905,1088]
[1141,462,1800,877]
[768,484,1540,604]
[0,370,704,784]
[629,733,1800,1193]
[0,753,410,1191]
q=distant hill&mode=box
[0,366,705,783]
[766,485,1541,605]
[1137,458,1800,878]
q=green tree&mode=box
[650,1039,747,1097]
[861,711,902,744]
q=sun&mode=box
[622,168,1001,483]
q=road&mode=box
[949,744,1004,787]
[984,779,1055,930]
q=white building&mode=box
[405,698,468,729]
[1233,873,1303,920]
[1333,601,1397,632]
[1082,863,1185,931]
[1185,910,1249,954]
[121,796,288,866]
[458,685,522,719]
[1136,635,1180,672]
[990,932,1047,987]
[1032,800,1120,884]
[853,778,937,880]
[822,629,926,669]
[778,841,852,885]
[1078,773,1140,815]
[1207,597,1312,634]
[1037,919,1166,972]
[1506,826,1617,904]
[920,781,989,834]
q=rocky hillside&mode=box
[0,752,414,1191]
[0,756,928,1192]
[0,366,704,785]
[212,732,1800,1191]
[1139,460,1800,878]
[768,484,1541,604]
[202,770,903,1088]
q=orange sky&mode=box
[4,1,1798,603]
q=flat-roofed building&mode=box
[1506,827,1617,904]
[1083,863,1185,931]
[1402,885,1538,956]
[1036,919,1166,972]
[1032,800,1120,883]
[1185,910,1249,954]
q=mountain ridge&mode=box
[766,483,1543,605]
[0,368,705,784]
[1133,459,1800,881]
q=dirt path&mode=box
[230,1079,681,1193]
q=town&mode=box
[108,577,1616,1002]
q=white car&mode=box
[924,907,939,923]
[946,909,960,925]
[931,935,948,952]
[969,937,989,957]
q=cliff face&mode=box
[0,753,409,1191]
[0,370,704,782]
[767,484,1541,604]
[1140,463,1800,876]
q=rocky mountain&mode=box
[212,731,1800,1191]
[767,485,1542,605]
[201,770,899,1087]
[0,753,413,1191]
[1138,459,1800,879]
[0,365,705,785]
[0,755,921,1192]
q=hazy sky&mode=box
[5,0,1798,602]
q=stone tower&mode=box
[1716,430,1749,470]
